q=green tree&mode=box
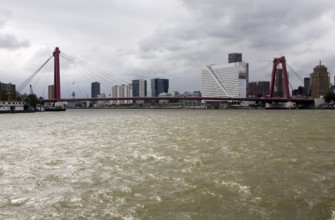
[324,91,335,103]
[0,88,8,101]
[15,92,23,101]
[25,94,39,108]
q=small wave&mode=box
[10,197,29,206]
[220,181,252,199]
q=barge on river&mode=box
[0,101,32,113]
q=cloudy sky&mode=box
[1,0,335,96]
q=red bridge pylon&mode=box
[53,47,61,102]
[269,56,291,102]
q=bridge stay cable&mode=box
[60,57,92,98]
[61,55,113,84]
[60,54,129,97]
[32,58,54,97]
[41,60,53,98]
[60,55,114,94]
[17,55,53,93]
[60,53,130,85]
[286,63,304,86]
[60,54,129,88]
[60,58,74,99]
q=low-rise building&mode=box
[0,82,16,100]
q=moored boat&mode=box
[0,101,33,113]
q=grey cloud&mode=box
[125,0,335,91]
[1,0,334,92]
[139,0,335,53]
[0,32,30,50]
[0,8,11,28]
[0,8,30,50]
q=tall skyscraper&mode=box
[304,77,311,96]
[311,61,330,98]
[228,53,242,63]
[151,78,169,97]
[202,62,248,98]
[48,85,55,99]
[132,80,147,97]
[91,82,100,98]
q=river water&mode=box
[0,109,335,219]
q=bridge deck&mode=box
[40,97,315,103]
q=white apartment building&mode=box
[202,62,248,98]
[111,84,132,105]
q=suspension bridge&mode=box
[17,47,314,105]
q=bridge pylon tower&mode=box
[53,47,61,102]
[269,56,291,102]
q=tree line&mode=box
[0,87,39,107]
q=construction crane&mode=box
[29,84,34,95]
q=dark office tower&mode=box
[247,81,270,97]
[304,77,311,96]
[151,78,169,97]
[311,61,330,98]
[228,53,242,63]
[274,68,284,97]
[132,80,147,97]
[91,82,100,98]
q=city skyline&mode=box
[0,0,335,94]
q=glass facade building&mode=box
[228,53,242,63]
[91,82,100,98]
[151,78,169,97]
[132,80,147,97]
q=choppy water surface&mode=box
[0,109,335,219]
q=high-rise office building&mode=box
[311,61,330,98]
[202,62,248,98]
[304,77,311,96]
[228,53,242,63]
[48,85,55,99]
[132,80,147,97]
[151,78,169,97]
[91,82,100,98]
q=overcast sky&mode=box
[1,0,335,96]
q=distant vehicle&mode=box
[45,102,66,111]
